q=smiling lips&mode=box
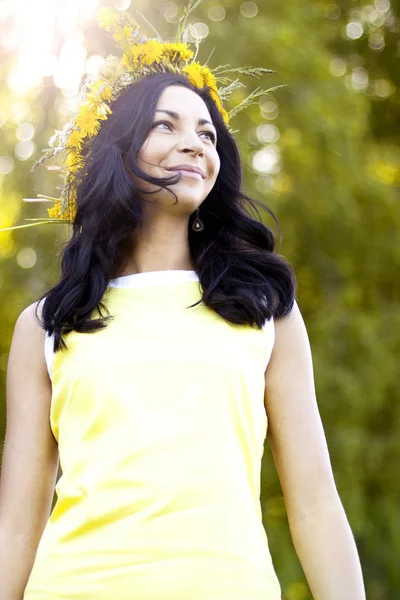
[166,164,205,179]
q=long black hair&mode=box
[36,72,297,352]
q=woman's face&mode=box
[129,84,220,213]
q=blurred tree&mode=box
[0,1,398,598]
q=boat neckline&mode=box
[108,269,199,289]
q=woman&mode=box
[0,12,365,600]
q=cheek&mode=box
[137,138,164,169]
[209,153,220,180]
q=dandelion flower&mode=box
[182,62,205,88]
[133,40,164,65]
[76,105,102,137]
[209,89,229,124]
[87,79,114,103]
[66,129,84,150]
[201,66,218,92]
[66,151,83,173]
[161,42,194,63]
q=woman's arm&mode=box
[264,300,366,600]
[0,302,59,600]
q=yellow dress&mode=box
[24,270,281,600]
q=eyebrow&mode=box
[155,109,216,132]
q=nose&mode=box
[176,130,205,156]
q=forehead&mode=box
[156,85,212,120]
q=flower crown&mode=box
[1,0,285,233]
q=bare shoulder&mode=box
[266,299,312,389]
[273,298,308,341]
[265,300,337,516]
[19,298,46,327]
[11,299,49,382]
[17,298,46,337]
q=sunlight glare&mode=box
[4,0,99,96]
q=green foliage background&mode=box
[0,1,399,598]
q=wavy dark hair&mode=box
[35,72,297,353]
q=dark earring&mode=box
[192,207,204,232]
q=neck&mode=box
[113,231,195,278]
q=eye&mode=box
[153,120,171,130]
[152,120,216,144]
[203,130,217,143]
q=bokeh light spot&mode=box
[247,127,259,146]
[113,0,131,10]
[374,79,394,98]
[369,33,385,51]
[256,124,280,144]
[0,156,15,175]
[16,123,35,142]
[259,99,278,120]
[17,247,37,269]
[240,2,258,18]
[86,54,105,78]
[325,4,341,20]
[351,67,369,91]
[187,22,209,42]
[15,140,35,161]
[54,36,87,94]
[251,145,281,175]
[208,5,226,21]
[161,2,178,23]
[330,57,347,76]
[375,0,390,13]
[346,21,364,40]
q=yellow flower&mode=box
[220,107,229,125]
[161,42,194,63]
[121,49,136,71]
[97,7,120,32]
[66,129,84,150]
[87,79,114,103]
[201,66,218,92]
[47,198,63,219]
[66,150,83,173]
[76,104,102,137]
[67,193,78,222]
[48,188,77,221]
[113,25,134,48]
[121,52,134,71]
[182,62,205,88]
[84,97,112,121]
[47,197,75,221]
[209,89,230,124]
[132,40,164,65]
[182,64,229,124]
[183,62,218,91]
[209,88,221,106]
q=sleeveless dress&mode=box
[24,270,281,600]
